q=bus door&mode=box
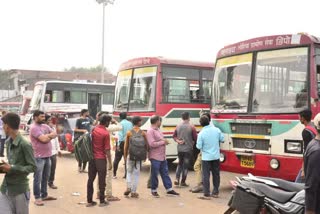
[88,93,101,118]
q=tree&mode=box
[63,65,112,74]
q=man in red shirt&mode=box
[86,114,112,207]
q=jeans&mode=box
[48,154,57,185]
[78,161,87,171]
[202,160,220,197]
[1,192,30,214]
[0,137,6,157]
[33,157,51,199]
[87,159,106,203]
[150,159,172,192]
[126,160,141,193]
[175,152,192,183]
[113,141,126,177]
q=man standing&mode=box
[295,109,317,183]
[196,115,224,199]
[74,109,93,173]
[0,110,7,157]
[147,115,179,198]
[86,114,112,207]
[123,116,148,198]
[30,110,57,206]
[304,112,320,214]
[45,115,61,190]
[173,112,197,187]
[0,113,36,214]
[113,112,132,179]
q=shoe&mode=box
[122,175,126,179]
[42,196,57,201]
[48,184,58,189]
[198,195,211,200]
[166,190,180,197]
[174,180,179,186]
[190,185,203,193]
[211,193,219,198]
[34,199,44,206]
[124,188,131,196]
[99,201,109,207]
[86,201,97,207]
[106,195,120,201]
[180,182,189,187]
[131,192,139,198]
[151,192,160,198]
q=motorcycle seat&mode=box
[256,176,304,192]
[241,181,297,204]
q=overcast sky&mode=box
[0,0,320,74]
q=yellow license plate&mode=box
[240,156,255,168]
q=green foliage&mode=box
[63,65,110,73]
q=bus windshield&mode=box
[252,47,308,113]
[30,84,44,111]
[212,47,309,113]
[212,53,252,111]
[114,66,157,112]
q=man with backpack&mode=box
[123,116,148,198]
[86,114,112,207]
[173,112,197,187]
[74,109,94,173]
[295,109,317,183]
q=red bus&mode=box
[114,57,214,162]
[211,33,320,180]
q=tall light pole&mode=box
[96,0,115,83]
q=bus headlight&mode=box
[220,153,226,163]
[270,159,280,170]
[285,140,303,154]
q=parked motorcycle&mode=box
[224,174,305,214]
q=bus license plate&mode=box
[240,156,255,168]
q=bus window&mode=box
[103,92,114,105]
[252,47,308,113]
[70,91,86,103]
[128,66,157,111]
[162,66,201,103]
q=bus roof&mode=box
[217,33,320,58]
[119,57,214,70]
[34,80,114,87]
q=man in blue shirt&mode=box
[196,115,224,199]
[113,112,133,179]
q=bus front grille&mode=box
[232,138,270,151]
[230,123,272,135]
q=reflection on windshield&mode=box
[114,67,157,112]
[252,47,308,113]
[128,67,157,111]
[114,69,132,111]
[212,53,252,111]
[30,84,43,111]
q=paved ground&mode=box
[2,152,242,214]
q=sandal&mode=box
[86,201,97,207]
[197,195,211,200]
[131,192,139,198]
[42,196,57,201]
[34,199,44,206]
[106,196,121,201]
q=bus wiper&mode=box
[117,102,128,108]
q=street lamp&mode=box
[96,0,115,83]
